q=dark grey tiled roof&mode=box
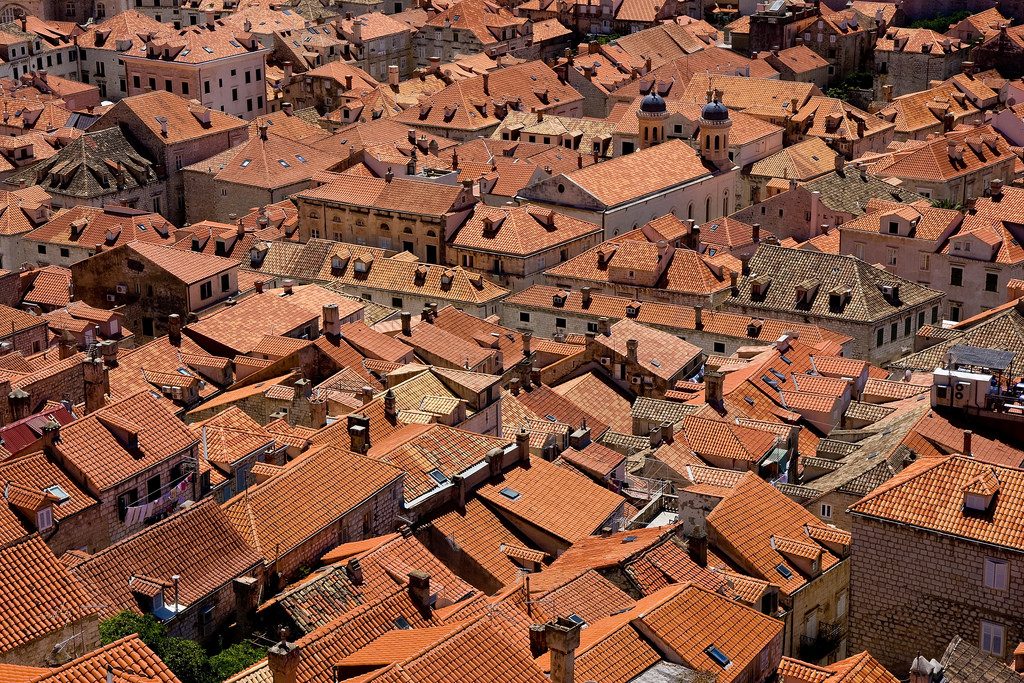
[7,127,159,199]
[725,244,943,324]
[802,165,925,215]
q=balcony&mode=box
[799,621,845,663]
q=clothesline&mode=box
[124,475,193,526]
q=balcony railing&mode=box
[799,621,845,663]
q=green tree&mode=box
[161,638,216,683]
[209,642,265,681]
[99,612,168,652]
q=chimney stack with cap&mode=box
[408,571,432,611]
[401,311,412,336]
[268,629,300,683]
[168,314,182,346]
[545,618,582,683]
[322,304,341,337]
[522,331,532,356]
[705,371,724,406]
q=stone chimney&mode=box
[516,427,530,464]
[963,429,972,457]
[401,310,412,336]
[598,316,610,335]
[283,279,294,295]
[408,571,432,611]
[322,303,341,337]
[694,305,703,330]
[626,339,638,364]
[522,331,532,356]
[100,339,119,368]
[384,389,397,420]
[510,377,521,395]
[268,630,300,683]
[660,420,673,445]
[545,618,582,683]
[347,413,370,453]
[685,523,708,567]
[83,357,109,414]
[1013,643,1024,673]
[705,371,724,407]
[580,286,592,307]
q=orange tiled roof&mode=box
[24,206,173,250]
[69,499,262,619]
[222,444,403,562]
[476,457,623,544]
[54,390,198,492]
[95,90,247,144]
[450,204,600,257]
[30,634,180,683]
[0,535,97,656]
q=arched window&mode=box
[95,1,105,16]
[714,135,719,150]
[723,196,728,214]
[687,202,694,219]
[403,227,413,234]
[380,223,390,231]
[705,196,711,220]
[0,4,23,22]
[705,134,710,149]
[652,128,658,141]
[643,127,648,141]
[426,230,437,238]
[308,211,319,219]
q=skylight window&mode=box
[136,223,147,231]
[705,645,732,668]
[202,46,214,53]
[544,414,557,422]
[179,49,190,57]
[743,396,755,406]
[296,154,307,163]
[278,159,291,168]
[427,469,447,485]
[651,358,661,368]
[566,614,587,626]
[240,159,251,167]
[499,487,521,500]
[780,354,792,364]
[394,616,412,629]
[229,39,241,47]
[770,369,786,381]
[775,563,793,579]
[44,485,70,503]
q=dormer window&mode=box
[888,221,899,234]
[964,468,999,514]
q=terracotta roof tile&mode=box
[476,457,623,544]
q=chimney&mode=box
[705,371,724,406]
[385,168,394,183]
[909,657,936,683]
[486,446,503,479]
[882,84,893,102]
[730,271,738,296]
[344,74,353,90]
[694,305,703,330]
[660,420,673,445]
[83,357,109,414]
[168,314,181,346]
[580,286,592,307]
[510,377,521,395]
[360,385,374,405]
[530,366,541,387]
[482,72,490,95]
[388,64,399,88]
[752,222,761,243]
[283,61,293,80]
[598,316,610,335]
[516,427,530,464]
[283,279,294,295]
[254,280,264,294]
[529,624,548,658]
[268,630,300,683]
[408,571,432,611]
[100,339,119,368]
[963,429,972,457]
[1013,644,1024,673]
[347,414,369,453]
[626,339,638,364]
[401,310,412,336]
[346,558,364,585]
[545,618,582,683]
[992,178,1004,197]
[685,523,708,567]
[522,331,532,356]
[322,303,341,336]
[384,389,397,420]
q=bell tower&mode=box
[699,88,732,168]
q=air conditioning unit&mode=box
[631,376,642,385]
[170,386,183,400]
[106,294,116,302]
[599,357,611,366]
[116,284,128,294]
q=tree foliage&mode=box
[909,10,971,32]
[100,611,254,683]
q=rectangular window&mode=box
[117,489,139,521]
[200,281,213,299]
[148,77,156,90]
[37,244,46,254]
[981,621,1005,657]
[918,311,925,328]
[256,68,262,80]
[204,80,210,94]
[820,503,832,519]
[713,342,726,353]
[890,323,898,342]
[232,87,238,101]
[164,79,172,92]
[984,558,1009,590]
[837,590,847,618]
[146,474,161,502]
[587,322,598,334]
[904,317,911,336]
[245,70,251,83]
[519,311,530,323]
[876,328,884,347]
[931,306,939,324]
[133,75,141,88]
[886,247,897,266]
[220,273,230,292]
[951,267,963,287]
[60,248,69,258]
[986,273,998,292]
[920,253,929,270]
[392,296,403,308]
[181,81,189,95]
[556,317,566,328]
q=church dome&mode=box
[701,99,729,122]
[640,92,667,114]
